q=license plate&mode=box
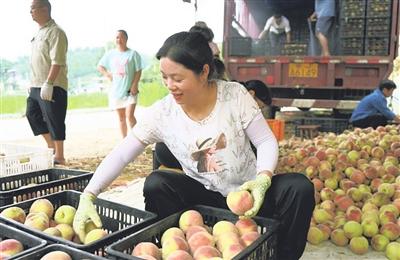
[288,63,318,78]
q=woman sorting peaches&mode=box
[73,31,315,260]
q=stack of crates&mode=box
[339,0,366,55]
[339,0,393,56]
[365,0,392,55]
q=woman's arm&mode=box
[245,112,279,178]
[85,134,146,195]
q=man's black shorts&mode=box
[26,87,67,140]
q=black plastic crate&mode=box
[365,37,390,56]
[0,168,93,206]
[251,39,269,56]
[106,205,279,260]
[294,117,350,136]
[340,37,364,55]
[339,18,365,37]
[228,37,252,56]
[0,190,157,256]
[0,222,47,259]
[366,17,391,37]
[367,0,392,17]
[340,0,366,18]
[17,244,105,260]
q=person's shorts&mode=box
[316,16,334,36]
[26,87,67,140]
[109,94,138,110]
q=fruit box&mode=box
[0,222,47,259]
[106,205,279,260]
[0,143,53,177]
[17,244,105,260]
[0,190,157,257]
[0,168,93,206]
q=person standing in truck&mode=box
[350,79,400,128]
[309,0,335,56]
[259,13,291,55]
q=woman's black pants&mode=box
[143,170,315,260]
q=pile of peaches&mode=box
[276,124,400,258]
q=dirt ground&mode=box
[0,108,387,259]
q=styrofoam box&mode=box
[0,143,53,177]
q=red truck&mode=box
[223,0,399,116]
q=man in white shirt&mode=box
[259,14,291,55]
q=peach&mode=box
[313,208,334,224]
[330,229,348,247]
[345,206,362,223]
[187,231,214,254]
[235,218,258,236]
[334,195,354,211]
[371,146,385,159]
[361,219,379,237]
[316,224,331,241]
[226,190,254,216]
[380,223,400,241]
[222,243,244,259]
[24,212,49,231]
[241,231,260,247]
[378,183,395,198]
[320,187,336,201]
[379,211,397,225]
[212,220,239,238]
[54,205,76,225]
[193,246,221,260]
[132,242,161,260]
[307,226,324,245]
[311,178,323,192]
[0,239,24,258]
[349,236,369,255]
[165,250,193,260]
[385,242,400,260]
[43,227,62,237]
[361,202,378,212]
[29,199,54,219]
[371,234,390,252]
[40,251,72,260]
[0,206,26,224]
[84,228,107,244]
[346,187,363,202]
[161,236,189,259]
[55,224,75,241]
[161,227,185,245]
[343,221,362,239]
[216,231,241,252]
[179,210,204,233]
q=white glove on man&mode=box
[40,82,54,101]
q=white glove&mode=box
[40,82,54,101]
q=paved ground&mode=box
[0,108,387,259]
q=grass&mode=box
[0,82,168,115]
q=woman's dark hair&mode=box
[156,31,214,79]
[117,29,128,39]
[244,80,272,105]
[213,58,226,80]
[189,25,214,41]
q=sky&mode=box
[0,0,224,61]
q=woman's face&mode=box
[160,57,207,105]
